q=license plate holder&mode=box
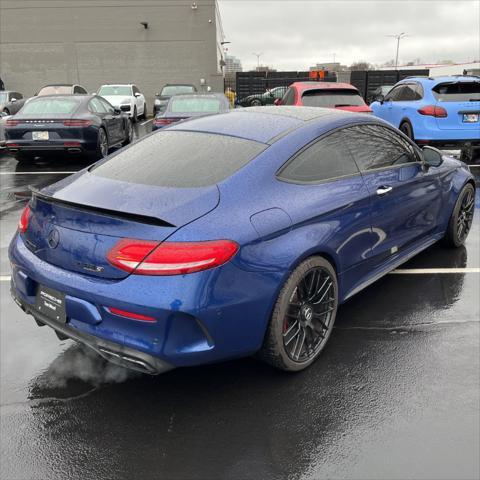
[462,113,479,123]
[35,285,66,323]
[32,131,49,140]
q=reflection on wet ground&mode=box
[0,131,479,479]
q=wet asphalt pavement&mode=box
[0,121,479,480]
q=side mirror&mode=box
[274,98,282,106]
[374,94,385,104]
[11,98,17,103]
[113,107,122,115]
[422,146,443,168]
[120,105,131,112]
[207,86,212,92]
[155,92,160,97]
[134,92,141,97]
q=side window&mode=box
[384,85,403,102]
[89,97,107,114]
[414,83,424,100]
[15,92,23,99]
[277,130,360,183]
[99,97,115,114]
[345,125,416,171]
[397,84,418,101]
[132,86,140,95]
[282,87,296,105]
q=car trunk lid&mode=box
[433,81,480,131]
[25,174,220,280]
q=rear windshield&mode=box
[37,86,73,96]
[91,131,267,187]
[432,82,480,102]
[98,86,132,96]
[161,85,196,96]
[20,98,81,115]
[170,97,222,113]
[302,89,365,108]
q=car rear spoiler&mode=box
[29,186,175,228]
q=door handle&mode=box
[376,186,393,196]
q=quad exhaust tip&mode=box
[98,347,157,375]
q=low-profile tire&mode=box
[250,98,262,107]
[132,106,138,123]
[122,119,133,146]
[141,103,147,119]
[90,128,109,161]
[400,121,414,140]
[443,183,475,248]
[258,256,338,372]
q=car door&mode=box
[99,97,125,144]
[91,97,121,144]
[388,83,423,128]
[277,129,375,294]
[371,84,405,124]
[345,124,443,268]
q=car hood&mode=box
[101,95,133,105]
[40,170,220,228]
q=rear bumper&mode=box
[9,233,276,372]
[416,139,480,149]
[6,140,95,155]
[11,288,173,375]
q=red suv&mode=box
[276,82,372,113]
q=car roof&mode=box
[99,84,134,87]
[168,106,358,144]
[399,75,480,85]
[41,84,76,87]
[28,94,92,100]
[292,82,358,91]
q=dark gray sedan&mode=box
[152,93,230,130]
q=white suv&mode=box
[97,84,146,122]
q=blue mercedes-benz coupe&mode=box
[9,107,475,374]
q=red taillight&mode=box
[417,105,448,118]
[7,143,19,148]
[64,141,81,147]
[153,118,175,126]
[18,204,31,233]
[108,307,156,322]
[63,119,93,127]
[107,239,239,275]
[6,119,20,127]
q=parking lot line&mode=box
[1,267,479,283]
[140,118,152,126]
[0,171,77,175]
[392,268,480,274]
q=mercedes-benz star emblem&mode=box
[47,229,60,249]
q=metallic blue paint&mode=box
[9,107,475,372]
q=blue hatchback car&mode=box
[9,107,475,374]
[370,75,480,159]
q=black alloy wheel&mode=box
[444,183,475,247]
[259,256,338,372]
[282,267,336,362]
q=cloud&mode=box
[218,0,479,69]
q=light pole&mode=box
[252,52,262,69]
[386,32,408,69]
